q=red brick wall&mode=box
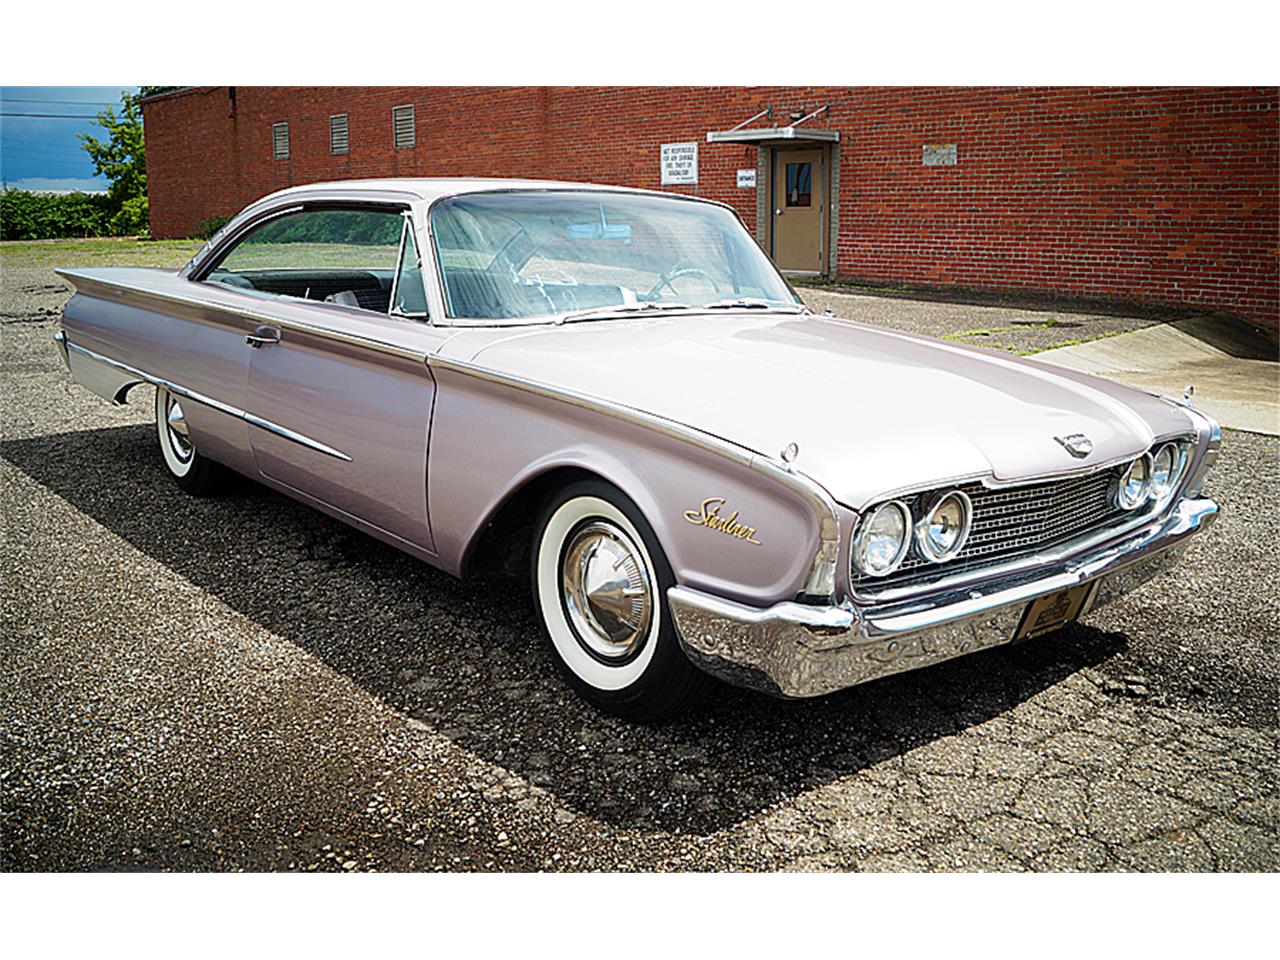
[143,86,1279,327]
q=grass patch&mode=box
[0,236,203,270]
[1016,330,1128,356]
[943,318,1068,342]
[943,326,1014,341]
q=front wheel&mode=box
[532,480,712,721]
[155,386,227,495]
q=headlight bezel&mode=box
[1112,453,1154,510]
[851,499,913,578]
[1149,441,1188,503]
[914,489,973,564]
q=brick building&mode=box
[141,86,1279,328]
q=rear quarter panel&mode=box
[59,269,256,475]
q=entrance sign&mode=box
[736,168,757,189]
[922,144,958,166]
[660,143,698,185]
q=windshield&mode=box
[430,191,800,322]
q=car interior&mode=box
[206,268,396,312]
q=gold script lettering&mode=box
[682,497,763,545]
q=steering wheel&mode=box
[646,266,723,300]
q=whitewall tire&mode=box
[532,479,712,720]
[155,386,226,495]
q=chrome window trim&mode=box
[186,189,424,279]
[428,354,842,602]
[190,203,305,278]
[56,269,426,363]
[193,201,409,283]
[388,212,429,322]
[387,216,409,318]
[59,337,351,462]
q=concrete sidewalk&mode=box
[1033,318,1278,436]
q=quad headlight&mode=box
[915,489,973,563]
[852,500,912,577]
[1149,441,1187,502]
[1114,454,1153,510]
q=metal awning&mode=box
[706,105,839,145]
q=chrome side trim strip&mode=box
[56,269,427,363]
[429,355,842,601]
[60,337,352,462]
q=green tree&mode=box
[138,86,183,99]
[78,92,146,212]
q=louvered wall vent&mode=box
[272,122,290,160]
[330,114,349,155]
[393,105,415,149]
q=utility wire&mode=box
[0,113,103,119]
[1,98,119,106]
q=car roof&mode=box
[254,177,682,206]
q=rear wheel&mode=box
[155,386,226,495]
[532,479,712,721]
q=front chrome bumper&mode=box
[668,496,1218,698]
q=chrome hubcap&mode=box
[165,395,193,462]
[561,521,653,662]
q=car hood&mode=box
[454,312,1194,508]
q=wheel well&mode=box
[115,380,148,404]
[461,466,609,580]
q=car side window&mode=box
[391,221,428,318]
[203,207,406,314]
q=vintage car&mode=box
[54,178,1221,720]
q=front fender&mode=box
[427,360,830,606]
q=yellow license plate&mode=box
[1014,582,1097,642]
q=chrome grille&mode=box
[854,464,1130,590]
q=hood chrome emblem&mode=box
[1055,433,1094,459]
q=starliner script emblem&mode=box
[683,497,763,545]
[1055,433,1094,459]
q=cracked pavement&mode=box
[2,244,1276,871]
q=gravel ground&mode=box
[2,244,1277,872]
[797,285,1169,355]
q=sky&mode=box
[1,86,140,192]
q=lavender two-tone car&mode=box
[54,178,1221,719]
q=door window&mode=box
[203,207,406,313]
[785,162,812,207]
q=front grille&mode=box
[853,464,1134,592]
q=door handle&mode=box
[245,326,280,348]
[775,208,783,216]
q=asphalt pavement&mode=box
[3,254,1276,871]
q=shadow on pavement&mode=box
[1168,317,1278,362]
[2,425,1127,836]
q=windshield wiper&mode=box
[702,297,806,312]
[558,302,690,324]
